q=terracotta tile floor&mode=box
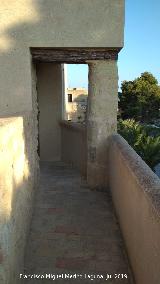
[23,162,134,284]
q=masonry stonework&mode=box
[0,1,124,283]
[87,60,118,189]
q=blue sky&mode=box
[67,0,160,90]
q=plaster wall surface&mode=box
[0,114,38,284]
[61,121,87,177]
[0,1,124,283]
[36,63,62,161]
[87,60,118,189]
[109,134,160,284]
[0,0,124,115]
[0,64,38,284]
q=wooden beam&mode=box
[31,48,121,63]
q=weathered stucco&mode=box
[0,63,38,283]
[0,114,38,284]
[0,1,124,283]
[61,121,87,177]
[87,60,118,189]
[0,0,124,114]
[109,134,160,284]
[37,63,62,161]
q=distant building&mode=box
[66,88,88,122]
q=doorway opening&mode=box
[31,47,117,163]
[64,64,88,123]
[35,62,88,162]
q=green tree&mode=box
[118,119,160,169]
[119,72,160,123]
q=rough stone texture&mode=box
[109,134,160,284]
[87,61,118,189]
[23,162,134,284]
[31,48,120,63]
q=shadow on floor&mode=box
[23,162,134,284]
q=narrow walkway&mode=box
[24,162,133,284]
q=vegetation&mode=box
[117,72,160,171]
[118,119,160,170]
[119,72,160,123]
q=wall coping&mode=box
[60,120,86,133]
[110,134,160,217]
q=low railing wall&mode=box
[109,134,160,284]
[0,113,38,284]
[60,121,87,177]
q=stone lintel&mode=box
[31,48,121,63]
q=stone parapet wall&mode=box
[0,1,125,282]
[0,113,38,284]
[60,121,87,177]
[109,134,160,284]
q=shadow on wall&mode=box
[0,0,117,116]
[0,1,123,283]
[0,114,38,283]
[0,0,112,55]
